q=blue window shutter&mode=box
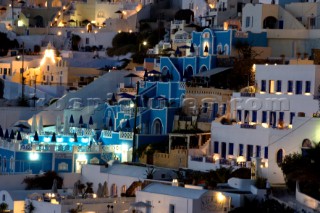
[296,81,302,94]
[214,141,219,153]
[256,146,261,157]
[264,147,268,159]
[212,103,218,119]
[247,145,253,161]
[261,80,266,92]
[276,80,281,92]
[279,112,284,121]
[290,112,295,124]
[237,110,242,122]
[228,143,234,155]
[262,111,267,123]
[252,111,257,122]
[221,142,227,158]
[222,104,226,115]
[305,81,311,93]
[288,81,293,92]
[239,144,244,156]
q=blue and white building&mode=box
[188,63,320,184]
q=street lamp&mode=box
[139,41,147,52]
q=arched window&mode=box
[121,185,126,194]
[217,44,223,55]
[276,149,284,165]
[97,11,104,18]
[111,184,117,197]
[152,119,162,135]
[224,44,229,55]
[301,139,312,156]
[263,16,278,29]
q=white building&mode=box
[241,3,320,58]
[192,64,320,184]
[136,183,231,213]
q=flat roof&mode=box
[142,183,207,199]
[193,67,232,77]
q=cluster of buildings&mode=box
[0,0,319,212]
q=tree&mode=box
[280,143,320,199]
[0,203,8,213]
[0,32,19,56]
[228,41,260,90]
[22,171,63,190]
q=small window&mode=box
[296,81,302,94]
[237,110,242,122]
[2,194,4,201]
[169,204,175,213]
[58,162,68,171]
[245,16,250,27]
[8,68,11,75]
[47,65,50,71]
[202,32,209,38]
[51,76,53,81]
[161,174,165,179]
[252,111,257,122]
[223,44,229,55]
[264,147,268,159]
[276,80,281,92]
[276,149,284,165]
[256,146,261,157]
[217,44,223,54]
[305,81,311,93]
[228,143,234,155]
[239,144,244,156]
[214,141,219,154]
[3,68,7,75]
[269,80,275,93]
[86,38,89,44]
[287,80,293,93]
[262,111,267,123]
[43,75,46,81]
[261,80,266,92]
[290,112,295,124]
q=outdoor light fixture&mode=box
[203,45,209,56]
[29,152,39,161]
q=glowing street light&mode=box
[139,41,147,52]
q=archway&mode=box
[152,119,163,135]
[199,65,208,73]
[263,16,278,29]
[184,66,193,81]
[161,67,171,82]
[301,138,312,156]
[34,15,44,27]
[276,149,284,165]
